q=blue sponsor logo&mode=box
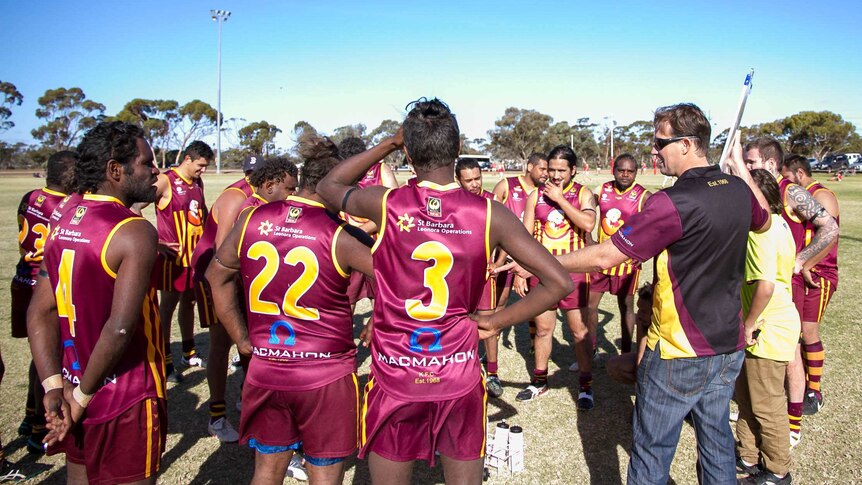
[63,339,81,371]
[268,320,296,346]
[620,226,633,236]
[408,327,443,353]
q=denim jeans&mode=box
[627,342,744,485]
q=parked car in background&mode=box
[815,155,836,171]
[828,154,850,171]
[849,160,862,173]
[844,153,861,165]
[807,157,818,169]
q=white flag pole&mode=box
[719,69,754,172]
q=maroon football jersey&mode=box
[156,168,207,268]
[533,181,589,255]
[191,177,253,279]
[804,181,838,281]
[16,188,66,282]
[44,194,165,424]
[596,181,646,276]
[501,176,534,220]
[371,181,491,401]
[237,193,268,216]
[778,176,807,286]
[239,196,356,391]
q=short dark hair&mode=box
[653,103,711,157]
[76,121,144,193]
[455,158,481,177]
[750,168,783,214]
[249,156,298,188]
[46,150,78,190]
[183,140,214,162]
[526,152,547,167]
[744,137,784,166]
[783,154,811,176]
[297,133,340,192]
[547,145,578,170]
[402,98,460,172]
[338,137,367,160]
[614,153,637,170]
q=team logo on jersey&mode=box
[628,190,639,200]
[601,208,624,236]
[268,321,296,346]
[35,194,46,207]
[408,327,443,353]
[600,192,609,201]
[286,206,302,223]
[70,206,87,225]
[397,213,415,232]
[51,225,60,240]
[176,186,185,196]
[426,197,442,217]
[187,200,202,226]
[258,220,274,236]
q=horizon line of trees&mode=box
[2,81,861,170]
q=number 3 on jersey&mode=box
[405,241,453,321]
[247,241,321,320]
[55,249,78,337]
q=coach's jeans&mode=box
[627,342,744,485]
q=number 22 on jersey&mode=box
[247,241,321,320]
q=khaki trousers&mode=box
[735,355,791,475]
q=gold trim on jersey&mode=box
[371,189,393,255]
[480,374,488,458]
[416,180,460,191]
[171,167,192,185]
[352,373,360,448]
[236,207,258,258]
[331,225,349,278]
[156,173,172,211]
[484,198,492,265]
[777,176,803,224]
[42,187,66,197]
[101,217,145,278]
[287,195,326,209]
[145,398,153,476]
[142,287,166,398]
[83,193,124,205]
[251,193,267,204]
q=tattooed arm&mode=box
[787,184,839,272]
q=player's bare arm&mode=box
[74,220,158,411]
[511,190,540,297]
[477,201,573,334]
[788,184,838,268]
[491,178,509,202]
[213,188,249,247]
[335,226,375,346]
[317,132,403,227]
[544,183,596,233]
[380,161,400,189]
[206,212,252,356]
[742,279,773,346]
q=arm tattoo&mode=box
[789,185,839,262]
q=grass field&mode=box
[0,169,860,484]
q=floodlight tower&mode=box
[211,9,231,174]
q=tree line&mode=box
[2,80,860,170]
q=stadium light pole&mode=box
[211,9,231,174]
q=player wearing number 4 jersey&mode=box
[208,137,373,485]
[318,98,571,485]
[12,151,77,455]
[27,122,166,485]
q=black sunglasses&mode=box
[653,136,698,150]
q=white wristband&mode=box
[72,386,94,408]
[41,374,63,393]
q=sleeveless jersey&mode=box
[500,175,534,220]
[804,181,838,281]
[191,177,253,279]
[45,194,164,424]
[238,196,355,391]
[596,181,646,276]
[342,161,385,226]
[371,181,491,401]
[16,188,66,283]
[237,193,268,216]
[156,168,207,267]
[533,181,588,255]
[50,192,83,224]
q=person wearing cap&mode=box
[190,154,298,443]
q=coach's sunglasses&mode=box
[653,136,698,150]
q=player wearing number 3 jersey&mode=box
[318,98,571,485]
[207,139,374,485]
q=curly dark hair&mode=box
[297,133,340,192]
[248,156,298,188]
[338,137,367,160]
[402,98,460,172]
[76,121,144,193]
[46,150,78,192]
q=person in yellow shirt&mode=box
[735,169,800,485]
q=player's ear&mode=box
[106,159,123,182]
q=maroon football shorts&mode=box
[10,276,34,338]
[359,376,487,466]
[48,397,166,485]
[240,373,359,459]
[152,253,193,292]
[476,272,505,312]
[792,277,837,324]
[194,280,217,328]
[530,272,589,310]
[590,269,640,297]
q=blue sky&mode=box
[2,0,860,148]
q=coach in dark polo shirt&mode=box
[495,103,771,484]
